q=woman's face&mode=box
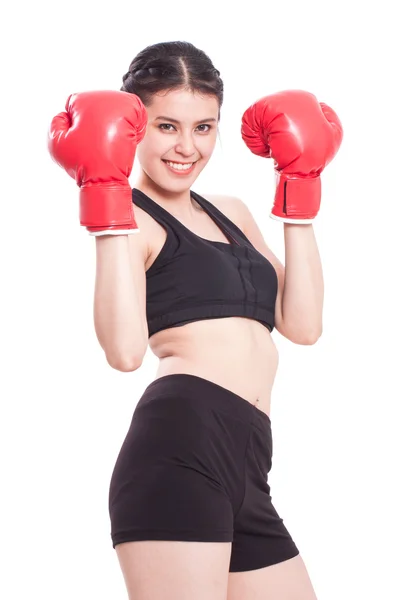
[136,88,220,195]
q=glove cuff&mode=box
[272,173,321,221]
[79,185,137,229]
[269,214,315,224]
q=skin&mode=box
[116,87,318,600]
[135,87,220,219]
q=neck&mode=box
[134,173,202,218]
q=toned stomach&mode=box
[148,317,279,419]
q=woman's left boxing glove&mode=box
[241,90,343,223]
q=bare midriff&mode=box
[149,317,278,419]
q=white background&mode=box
[1,0,399,598]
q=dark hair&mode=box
[120,41,223,120]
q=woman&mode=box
[48,41,342,600]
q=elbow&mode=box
[280,323,323,345]
[103,333,149,372]
[296,329,323,345]
[106,352,145,372]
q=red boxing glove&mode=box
[48,90,147,235]
[241,90,343,223]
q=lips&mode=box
[162,159,198,175]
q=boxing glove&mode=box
[241,90,343,223]
[48,90,147,235]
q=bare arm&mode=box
[281,223,324,342]
[93,234,148,371]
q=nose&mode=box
[175,130,197,157]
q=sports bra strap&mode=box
[132,188,247,247]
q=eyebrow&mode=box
[154,116,217,125]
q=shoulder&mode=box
[200,193,272,246]
[205,193,281,271]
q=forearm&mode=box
[93,235,146,370]
[281,223,324,341]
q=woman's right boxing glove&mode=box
[48,90,147,235]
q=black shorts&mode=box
[108,373,300,572]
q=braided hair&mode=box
[120,41,223,120]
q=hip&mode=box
[119,373,272,479]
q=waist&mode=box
[151,319,279,416]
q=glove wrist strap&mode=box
[79,185,137,230]
[272,173,321,222]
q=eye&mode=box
[196,124,212,132]
[158,123,212,132]
[158,123,176,131]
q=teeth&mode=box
[165,161,194,170]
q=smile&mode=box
[162,160,197,175]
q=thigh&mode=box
[227,554,318,600]
[116,540,232,600]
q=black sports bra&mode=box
[132,188,278,338]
